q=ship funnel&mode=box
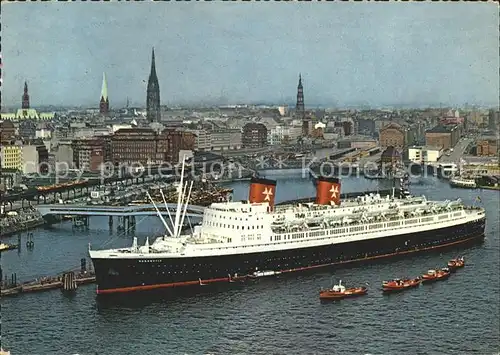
[249,177,277,210]
[315,176,341,206]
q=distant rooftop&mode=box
[426,125,458,134]
[338,135,376,142]
[477,135,498,141]
[409,145,443,151]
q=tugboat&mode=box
[319,280,368,300]
[382,278,421,293]
[447,256,465,271]
[421,268,451,283]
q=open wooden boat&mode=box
[447,256,465,271]
[319,280,368,300]
[421,268,451,283]
[382,278,421,293]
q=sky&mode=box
[2,3,499,108]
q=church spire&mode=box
[150,47,157,76]
[147,47,161,122]
[22,81,30,109]
[99,72,109,115]
[296,73,304,116]
[101,72,108,102]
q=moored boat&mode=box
[319,280,367,300]
[382,278,421,292]
[421,268,451,283]
[447,256,465,271]
[0,243,18,252]
[449,176,477,189]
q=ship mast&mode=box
[146,191,174,237]
[172,156,187,238]
[160,189,176,232]
[177,181,194,237]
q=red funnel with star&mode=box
[248,177,277,209]
[315,176,341,206]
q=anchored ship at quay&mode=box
[89,159,486,295]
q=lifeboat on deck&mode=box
[319,280,367,300]
[421,268,451,283]
[447,256,465,271]
[382,278,421,293]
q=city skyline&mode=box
[2,3,499,108]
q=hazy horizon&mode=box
[2,3,499,109]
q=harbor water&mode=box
[1,174,499,354]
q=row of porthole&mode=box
[130,236,468,276]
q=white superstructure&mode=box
[450,176,477,189]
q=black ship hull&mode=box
[91,217,486,295]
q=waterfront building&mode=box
[110,127,196,165]
[379,122,406,150]
[242,123,267,148]
[72,138,111,172]
[475,136,498,157]
[112,128,161,165]
[407,146,443,164]
[186,129,212,151]
[425,125,460,151]
[210,128,242,151]
[159,129,196,163]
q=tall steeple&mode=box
[147,47,161,123]
[22,81,30,109]
[296,73,305,118]
[99,72,109,115]
[296,74,310,137]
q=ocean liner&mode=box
[89,160,486,295]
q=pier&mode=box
[0,258,96,298]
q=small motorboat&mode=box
[421,268,451,283]
[319,280,367,300]
[382,278,421,293]
[0,243,18,252]
[448,256,465,271]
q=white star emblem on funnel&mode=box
[262,187,273,201]
[330,185,339,199]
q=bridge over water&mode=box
[37,189,398,219]
[37,203,206,218]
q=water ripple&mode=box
[1,177,499,354]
